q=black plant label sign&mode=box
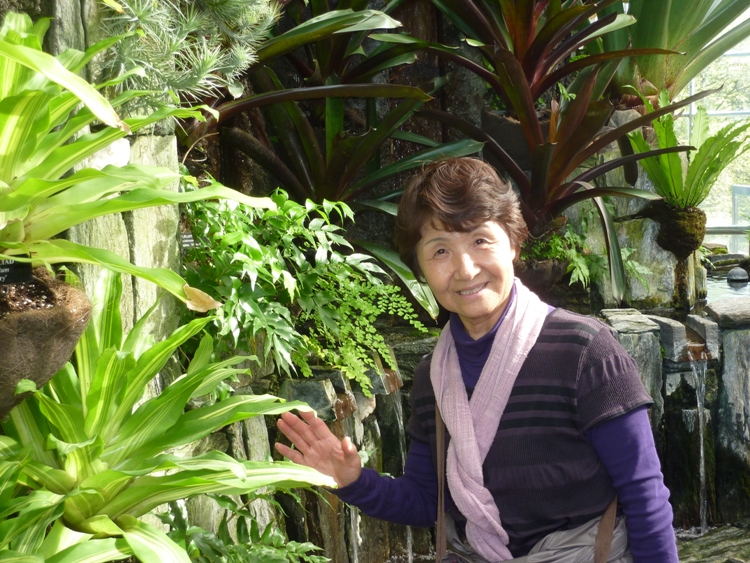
[0,259,33,286]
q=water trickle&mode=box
[688,344,709,535]
[349,507,361,563]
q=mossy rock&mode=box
[645,201,707,261]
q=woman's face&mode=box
[416,220,516,340]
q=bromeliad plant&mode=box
[183,190,429,394]
[0,269,334,563]
[185,5,483,204]
[409,0,715,300]
[0,12,274,311]
[595,0,750,100]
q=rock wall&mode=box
[706,298,750,522]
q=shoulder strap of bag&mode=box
[436,404,447,563]
[594,496,618,563]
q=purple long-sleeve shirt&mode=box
[335,304,678,562]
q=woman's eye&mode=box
[475,238,487,245]
[434,248,446,256]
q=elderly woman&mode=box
[275,158,678,562]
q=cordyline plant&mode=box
[595,0,750,100]
[0,12,274,311]
[0,270,334,563]
[404,0,714,299]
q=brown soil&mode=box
[0,269,56,320]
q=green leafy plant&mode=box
[160,497,328,563]
[630,90,750,209]
[0,269,334,562]
[595,0,750,100]
[0,12,275,311]
[102,0,280,103]
[182,190,427,394]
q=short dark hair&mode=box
[393,157,528,281]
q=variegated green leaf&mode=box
[0,550,43,563]
[0,492,64,550]
[63,488,106,527]
[186,333,214,376]
[22,461,75,495]
[84,349,133,441]
[0,240,193,306]
[34,392,86,445]
[0,13,44,99]
[0,41,125,130]
[111,396,312,463]
[106,317,214,439]
[99,460,336,518]
[117,515,190,563]
[0,90,55,185]
[7,401,58,469]
[45,537,132,563]
[38,519,92,560]
[78,470,133,507]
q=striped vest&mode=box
[407,308,652,556]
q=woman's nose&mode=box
[455,252,479,278]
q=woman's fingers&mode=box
[275,441,304,465]
[275,410,363,487]
[277,412,314,452]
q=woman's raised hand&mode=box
[275,410,363,487]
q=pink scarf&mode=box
[430,279,549,562]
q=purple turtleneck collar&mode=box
[449,283,554,389]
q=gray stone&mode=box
[665,373,683,397]
[706,298,750,329]
[355,393,377,422]
[66,213,135,333]
[279,379,338,422]
[727,267,749,283]
[0,1,43,19]
[645,315,688,362]
[602,309,663,429]
[706,254,746,268]
[601,308,661,334]
[43,0,85,56]
[703,242,728,253]
[687,315,721,361]
[356,350,404,396]
[716,328,750,464]
[695,260,708,300]
[124,135,181,345]
[387,331,439,382]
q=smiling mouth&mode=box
[457,283,487,296]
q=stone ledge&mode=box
[601,308,661,334]
[645,315,687,363]
[706,298,750,329]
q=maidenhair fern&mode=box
[182,188,427,395]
